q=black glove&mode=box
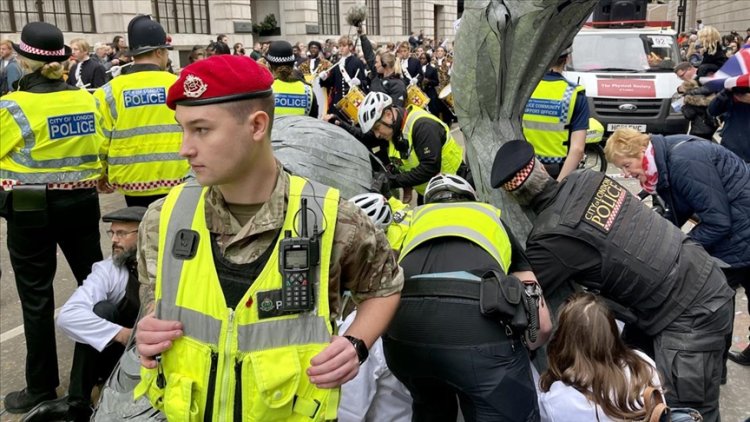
[370,172,391,194]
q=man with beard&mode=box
[24,207,146,422]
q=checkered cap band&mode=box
[266,54,295,64]
[503,159,535,191]
[19,41,66,57]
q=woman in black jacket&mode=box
[418,52,440,117]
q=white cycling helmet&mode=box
[358,91,393,134]
[349,193,393,230]
[424,174,477,204]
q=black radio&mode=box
[279,198,318,312]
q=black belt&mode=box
[401,277,481,301]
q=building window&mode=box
[317,0,339,35]
[366,0,380,35]
[402,0,411,35]
[153,0,210,35]
[1,0,96,33]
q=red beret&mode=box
[167,55,273,110]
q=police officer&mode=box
[133,55,403,421]
[93,15,188,207]
[357,91,466,204]
[383,174,551,422]
[491,140,734,422]
[266,40,317,117]
[24,206,146,422]
[522,47,588,181]
[1,21,105,414]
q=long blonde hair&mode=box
[540,293,660,420]
[17,56,66,80]
[698,26,721,55]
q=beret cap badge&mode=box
[183,74,208,98]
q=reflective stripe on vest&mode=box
[388,106,464,194]
[93,71,188,195]
[0,91,104,184]
[399,202,512,272]
[143,175,341,421]
[273,79,313,116]
[522,79,583,161]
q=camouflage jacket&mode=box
[138,161,403,320]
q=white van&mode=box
[565,24,689,135]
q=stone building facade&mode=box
[0,0,457,69]
[662,0,750,34]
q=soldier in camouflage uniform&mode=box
[134,55,403,420]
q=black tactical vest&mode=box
[530,170,709,335]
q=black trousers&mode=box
[124,193,165,208]
[68,301,135,408]
[383,297,539,422]
[6,188,102,394]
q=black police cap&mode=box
[126,15,173,57]
[491,140,536,189]
[265,41,296,65]
[102,206,147,223]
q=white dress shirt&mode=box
[56,257,130,352]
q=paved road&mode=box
[1,143,748,421]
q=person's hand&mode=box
[111,58,120,66]
[136,312,183,369]
[97,177,114,194]
[113,327,133,346]
[323,114,341,126]
[307,336,360,388]
[370,172,390,194]
[319,70,330,81]
[350,77,361,87]
[409,78,418,86]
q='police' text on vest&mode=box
[123,88,167,108]
[275,93,309,109]
[48,113,96,140]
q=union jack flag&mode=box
[699,43,750,91]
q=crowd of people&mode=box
[1,12,749,422]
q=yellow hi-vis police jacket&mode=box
[94,70,188,196]
[522,79,584,163]
[0,90,104,184]
[387,105,464,195]
[272,80,313,116]
[398,202,512,272]
[135,176,341,422]
[385,196,412,253]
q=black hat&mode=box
[308,40,322,50]
[125,15,173,57]
[102,206,148,223]
[491,140,536,190]
[12,22,71,63]
[265,41,296,65]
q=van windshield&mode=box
[569,33,680,72]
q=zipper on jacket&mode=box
[233,359,242,422]
[204,351,219,422]
[218,309,235,422]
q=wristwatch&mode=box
[343,335,369,365]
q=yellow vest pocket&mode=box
[164,373,201,421]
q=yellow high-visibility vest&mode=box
[387,106,463,194]
[1,90,104,184]
[399,202,512,272]
[93,71,188,196]
[135,176,341,421]
[273,80,313,116]
[522,79,584,162]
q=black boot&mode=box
[728,345,750,366]
[3,388,57,414]
[23,396,93,422]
